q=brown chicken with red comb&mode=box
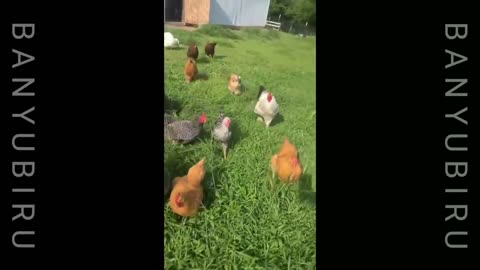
[169,158,206,217]
[271,138,302,183]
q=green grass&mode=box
[164,26,316,270]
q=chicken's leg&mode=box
[265,118,273,127]
[270,155,277,180]
[221,143,228,160]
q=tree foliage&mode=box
[268,0,316,27]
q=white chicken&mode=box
[164,32,180,48]
[254,86,279,127]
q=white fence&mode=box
[265,20,281,30]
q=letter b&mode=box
[445,24,468,40]
[12,24,35,39]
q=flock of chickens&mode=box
[164,32,303,218]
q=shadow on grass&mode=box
[196,72,209,81]
[213,55,226,59]
[196,57,210,64]
[257,113,284,127]
[229,120,247,151]
[202,165,224,210]
[298,173,316,207]
[270,113,284,127]
[164,96,182,114]
[164,151,186,204]
[165,46,183,51]
[240,84,247,93]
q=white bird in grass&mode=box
[254,86,279,127]
[164,32,180,48]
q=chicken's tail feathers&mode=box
[257,85,266,100]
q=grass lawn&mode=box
[164,25,316,270]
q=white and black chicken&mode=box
[212,113,232,159]
[254,86,279,127]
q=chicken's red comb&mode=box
[291,157,298,166]
[175,193,183,206]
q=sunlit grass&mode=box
[164,26,316,269]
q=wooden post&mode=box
[181,0,185,24]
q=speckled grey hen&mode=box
[212,113,232,159]
[164,113,207,144]
[164,113,174,139]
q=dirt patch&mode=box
[164,22,198,32]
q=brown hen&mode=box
[205,41,217,58]
[169,158,206,217]
[271,138,302,183]
[187,43,199,59]
[184,57,198,83]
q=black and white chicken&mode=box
[164,113,207,144]
[212,113,232,159]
